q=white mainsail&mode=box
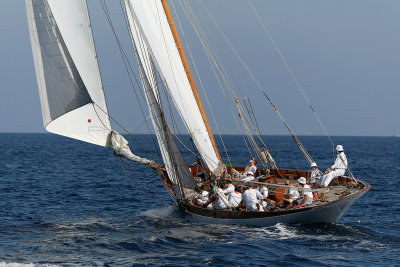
[125,1,195,189]
[26,0,111,147]
[125,0,220,172]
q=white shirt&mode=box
[259,186,268,199]
[299,184,313,205]
[214,188,227,210]
[228,192,242,207]
[194,190,209,205]
[240,165,257,179]
[285,186,299,201]
[240,175,255,182]
[221,184,235,195]
[242,188,263,211]
[310,168,323,183]
[331,152,347,170]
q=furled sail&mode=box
[124,0,220,172]
[26,0,111,147]
[124,2,195,189]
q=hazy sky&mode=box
[0,1,399,136]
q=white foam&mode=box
[139,205,176,219]
[0,263,60,267]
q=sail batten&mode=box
[26,0,112,147]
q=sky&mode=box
[0,0,399,136]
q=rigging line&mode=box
[102,0,161,158]
[242,97,264,140]
[199,0,314,165]
[154,1,220,171]
[180,0,261,160]
[246,97,263,137]
[153,1,196,138]
[85,0,112,124]
[262,91,314,164]
[171,0,232,167]
[246,0,335,147]
[179,0,256,162]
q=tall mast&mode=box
[160,0,221,162]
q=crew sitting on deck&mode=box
[228,186,243,208]
[192,185,210,207]
[241,183,264,211]
[292,177,313,207]
[258,184,275,209]
[240,170,255,182]
[272,179,299,210]
[320,145,347,187]
[202,182,231,210]
[309,162,323,186]
[239,159,257,179]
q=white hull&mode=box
[185,187,369,227]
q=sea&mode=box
[0,133,399,266]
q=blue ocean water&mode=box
[0,133,399,266]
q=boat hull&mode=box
[185,186,370,226]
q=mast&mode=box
[160,0,220,162]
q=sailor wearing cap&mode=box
[239,159,257,180]
[309,162,323,185]
[295,177,313,207]
[320,145,348,187]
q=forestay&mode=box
[26,0,111,147]
[125,0,220,172]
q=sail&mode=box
[26,0,111,147]
[125,0,220,171]
[125,2,195,189]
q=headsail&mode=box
[26,0,111,147]
[125,0,220,172]
[124,1,195,190]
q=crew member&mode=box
[309,162,323,185]
[320,145,347,187]
[292,177,313,208]
[239,159,257,179]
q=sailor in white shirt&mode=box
[295,177,313,207]
[240,171,255,182]
[221,183,235,195]
[228,186,243,208]
[309,162,323,185]
[219,183,241,207]
[239,159,257,179]
[242,185,264,211]
[258,184,275,208]
[214,188,228,210]
[192,186,210,206]
[272,179,299,210]
[320,145,347,187]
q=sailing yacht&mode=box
[25,0,370,226]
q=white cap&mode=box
[247,171,254,175]
[336,145,343,152]
[310,162,317,168]
[249,159,255,163]
[298,177,307,184]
